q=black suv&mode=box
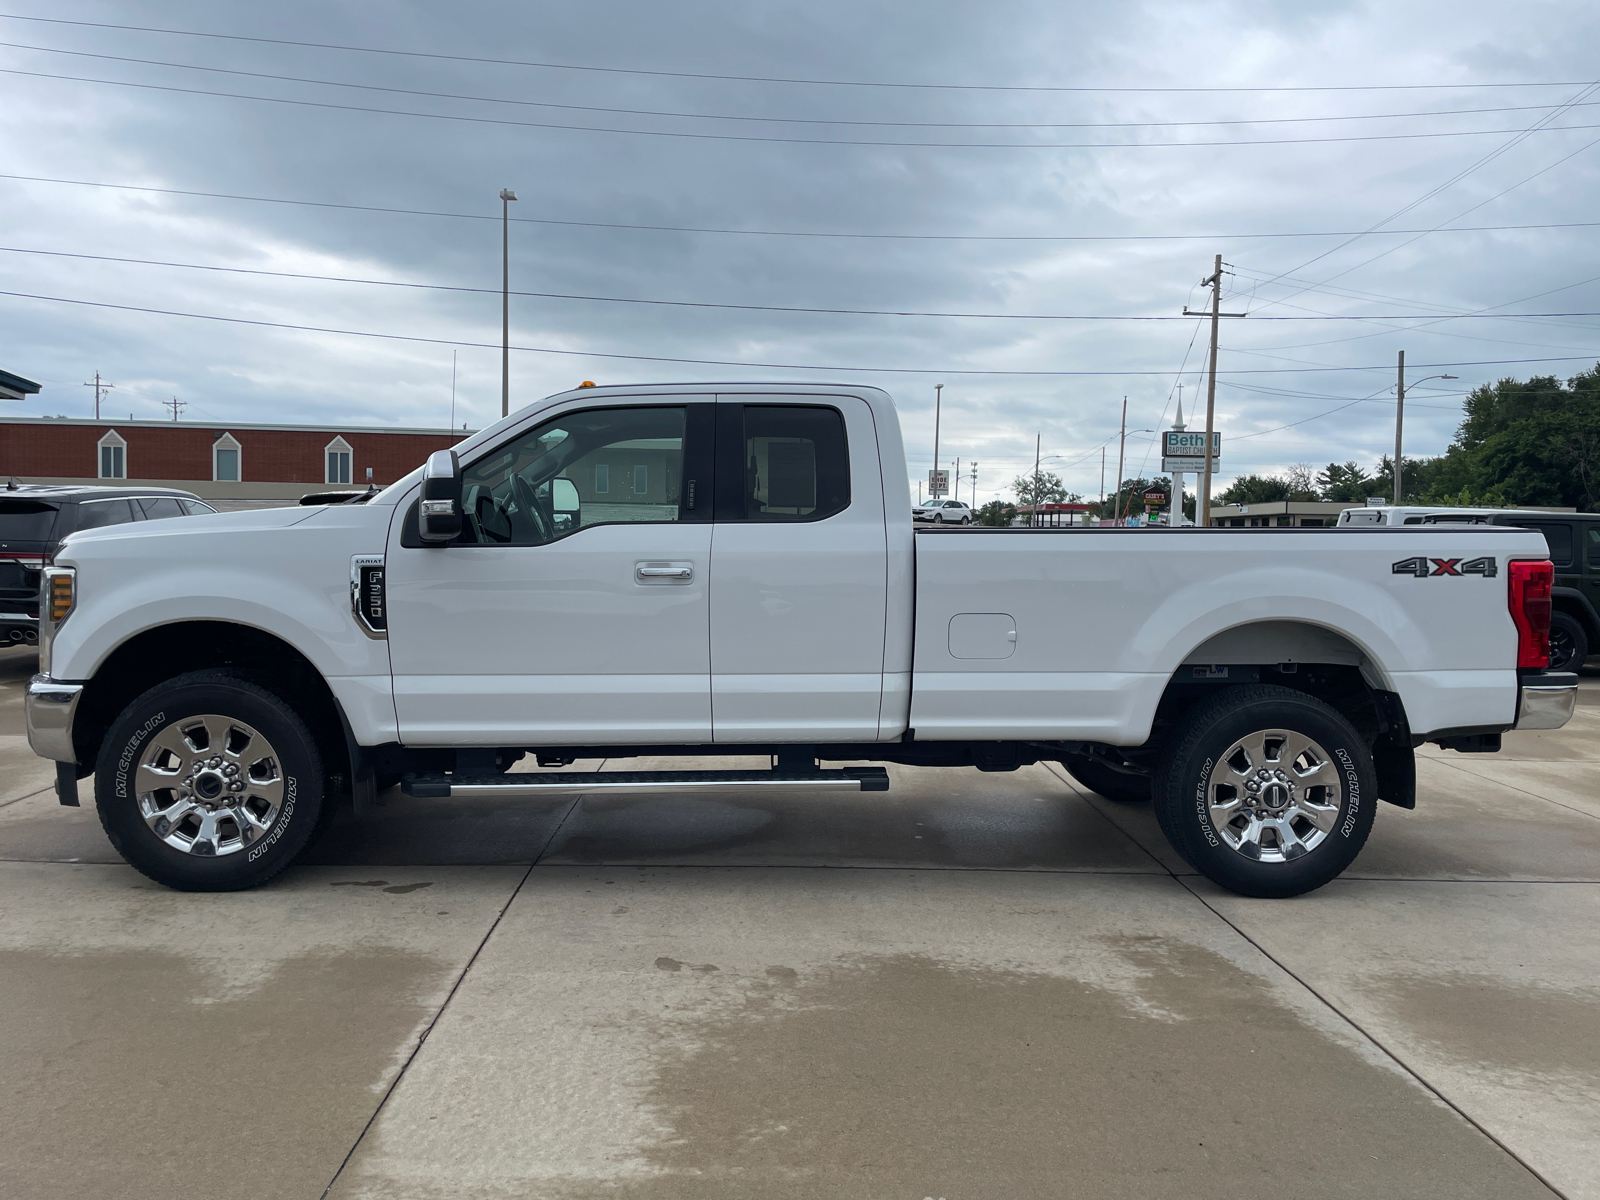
[1485,512,1600,673]
[0,485,216,646]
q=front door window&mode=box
[459,407,690,546]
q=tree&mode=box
[1011,469,1079,524]
[1412,365,1600,511]
[1282,464,1319,501]
[1216,474,1289,505]
[974,500,1017,527]
[1318,461,1376,503]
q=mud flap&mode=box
[1372,690,1416,809]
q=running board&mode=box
[400,767,890,799]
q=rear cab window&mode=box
[715,404,850,522]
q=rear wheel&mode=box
[1064,757,1151,803]
[94,670,324,891]
[1154,685,1375,898]
[1548,611,1588,673]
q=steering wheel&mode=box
[511,473,553,544]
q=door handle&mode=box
[636,562,693,582]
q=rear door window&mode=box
[137,497,186,520]
[1588,527,1599,568]
[179,499,217,515]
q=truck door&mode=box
[709,397,888,741]
[385,402,715,745]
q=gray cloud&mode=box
[2,0,1597,502]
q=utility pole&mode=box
[1098,446,1106,521]
[932,383,944,491]
[499,187,518,418]
[1184,255,1246,527]
[954,457,960,508]
[82,372,114,419]
[1394,350,1405,505]
[1114,396,1127,526]
[1032,432,1041,525]
[163,396,185,421]
[450,349,458,432]
[970,461,978,508]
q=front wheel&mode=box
[933,514,944,524]
[94,670,324,891]
[1154,685,1375,898]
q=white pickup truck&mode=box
[26,383,1578,897]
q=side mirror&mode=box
[419,449,463,543]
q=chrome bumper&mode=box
[1514,672,1578,731]
[25,674,84,763]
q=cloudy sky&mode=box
[3,0,1598,504]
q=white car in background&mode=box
[913,499,971,524]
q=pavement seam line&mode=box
[1041,762,1573,1195]
[316,782,590,1199]
[1422,754,1600,824]
[1177,877,1573,1200]
[0,783,54,811]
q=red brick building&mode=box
[0,417,470,503]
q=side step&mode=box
[401,767,890,799]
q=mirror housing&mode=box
[419,449,463,543]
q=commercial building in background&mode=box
[0,417,471,507]
[1208,500,1364,527]
[0,368,42,401]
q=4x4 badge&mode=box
[1392,555,1497,578]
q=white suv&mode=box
[912,499,972,524]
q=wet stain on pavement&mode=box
[571,943,1550,1200]
[0,946,442,1200]
[1378,972,1600,1083]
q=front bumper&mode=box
[25,674,83,763]
[1514,671,1578,731]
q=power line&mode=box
[7,172,1600,244]
[9,67,1600,150]
[4,286,1596,376]
[1245,79,1600,307]
[2,14,1586,95]
[7,39,1599,132]
[8,242,1600,322]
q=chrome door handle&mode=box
[636,562,693,581]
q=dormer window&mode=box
[325,436,353,485]
[97,429,127,479]
[213,433,242,482]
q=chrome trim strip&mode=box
[1515,682,1578,731]
[25,674,84,763]
[0,612,36,621]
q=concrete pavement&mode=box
[1,644,1596,1198]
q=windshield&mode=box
[0,499,60,543]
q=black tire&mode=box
[934,513,944,524]
[1065,757,1151,803]
[1154,685,1376,898]
[94,670,324,892]
[1548,611,1589,674]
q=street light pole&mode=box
[499,187,518,418]
[1394,359,1457,504]
[932,383,943,491]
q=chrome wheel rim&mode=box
[135,715,286,857]
[1205,728,1342,863]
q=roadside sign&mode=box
[1142,488,1169,509]
[1161,430,1221,474]
[928,469,949,497]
